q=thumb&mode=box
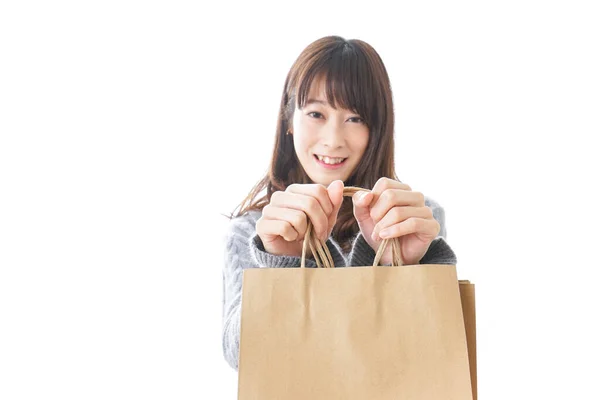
[326,180,344,229]
[352,190,373,225]
[352,189,377,244]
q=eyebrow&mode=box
[305,98,328,106]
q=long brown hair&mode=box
[227,35,399,253]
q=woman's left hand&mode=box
[352,177,441,265]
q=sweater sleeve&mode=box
[221,212,347,371]
[347,197,458,266]
[249,232,347,269]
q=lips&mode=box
[314,154,348,164]
[314,154,348,169]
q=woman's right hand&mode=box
[256,180,344,257]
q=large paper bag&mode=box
[459,279,477,400]
[238,187,476,400]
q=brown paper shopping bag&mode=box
[459,279,477,400]
[238,187,476,400]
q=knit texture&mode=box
[221,196,457,371]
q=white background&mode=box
[1,1,599,399]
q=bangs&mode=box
[295,44,377,126]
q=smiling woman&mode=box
[221,36,458,374]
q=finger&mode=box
[352,190,376,243]
[371,177,412,202]
[326,180,344,230]
[285,183,333,215]
[378,217,441,240]
[370,178,412,218]
[370,189,426,223]
[270,192,329,241]
[257,218,299,242]
[262,205,307,240]
[372,206,434,240]
[351,190,374,224]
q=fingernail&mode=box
[360,192,368,202]
[371,232,378,241]
[379,229,390,239]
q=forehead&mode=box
[300,76,337,109]
[297,71,360,112]
[307,76,326,98]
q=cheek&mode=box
[354,132,369,156]
[293,127,317,147]
[292,134,312,158]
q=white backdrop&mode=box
[1,1,599,399]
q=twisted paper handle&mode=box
[300,186,404,268]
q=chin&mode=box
[313,176,346,187]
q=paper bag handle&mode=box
[300,186,404,268]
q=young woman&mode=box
[221,35,457,371]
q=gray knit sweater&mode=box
[221,196,457,371]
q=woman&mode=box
[221,35,457,371]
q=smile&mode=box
[314,154,348,169]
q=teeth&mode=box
[317,155,345,165]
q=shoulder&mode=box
[221,210,264,269]
[223,209,263,243]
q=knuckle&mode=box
[373,177,384,192]
[385,177,398,189]
[382,190,394,203]
[315,186,329,208]
[293,213,305,229]
[397,180,411,190]
[425,206,434,218]
[257,218,268,235]
[410,218,420,229]
[280,227,291,241]
[271,191,282,201]
[377,176,389,186]
[285,223,296,237]
[285,184,298,192]
[308,197,320,212]
[393,206,404,220]
[370,209,378,221]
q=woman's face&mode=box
[291,77,370,186]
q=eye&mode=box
[348,116,365,124]
[307,111,323,119]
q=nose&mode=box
[321,120,345,149]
